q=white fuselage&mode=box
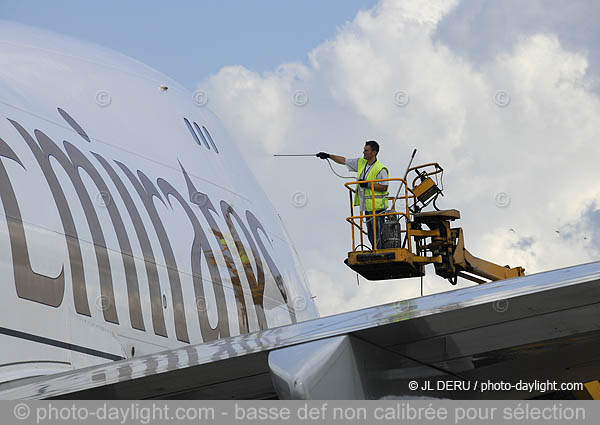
[0,21,318,383]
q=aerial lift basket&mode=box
[344,163,524,284]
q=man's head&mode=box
[363,140,379,162]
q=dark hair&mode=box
[365,140,379,154]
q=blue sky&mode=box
[1,0,376,89]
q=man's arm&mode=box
[361,182,388,191]
[371,168,389,191]
[316,152,346,165]
[329,154,346,165]
[372,183,388,191]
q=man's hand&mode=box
[318,153,346,164]
[359,182,368,188]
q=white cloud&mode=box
[198,0,600,315]
[435,0,600,88]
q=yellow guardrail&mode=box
[344,177,416,252]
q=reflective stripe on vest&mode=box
[354,158,389,211]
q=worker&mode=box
[317,140,389,249]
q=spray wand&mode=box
[273,153,353,179]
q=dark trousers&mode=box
[365,209,385,250]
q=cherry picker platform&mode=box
[344,162,525,284]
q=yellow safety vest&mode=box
[355,158,389,211]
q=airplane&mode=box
[0,19,318,380]
[1,20,600,400]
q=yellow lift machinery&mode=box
[344,162,525,285]
[342,159,600,399]
[342,160,600,399]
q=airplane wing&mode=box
[2,261,600,400]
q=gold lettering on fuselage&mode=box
[0,108,296,344]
